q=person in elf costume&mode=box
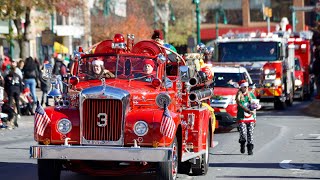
[236,80,260,155]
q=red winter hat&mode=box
[239,80,249,87]
[144,59,155,68]
[151,30,163,40]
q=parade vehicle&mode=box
[210,65,253,131]
[213,32,295,109]
[30,34,216,180]
[287,32,313,100]
[294,55,305,100]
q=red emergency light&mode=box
[112,34,126,49]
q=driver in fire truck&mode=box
[134,59,172,88]
[90,58,115,79]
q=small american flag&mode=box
[160,105,176,138]
[34,102,51,136]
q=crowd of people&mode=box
[0,53,70,130]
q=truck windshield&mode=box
[218,42,280,62]
[214,72,245,88]
[78,55,157,80]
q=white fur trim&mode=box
[92,60,104,66]
[240,82,249,87]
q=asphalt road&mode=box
[0,100,319,180]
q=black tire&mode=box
[286,91,294,106]
[178,161,191,175]
[157,137,178,180]
[38,159,61,180]
[192,131,209,175]
[274,98,286,110]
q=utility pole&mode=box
[215,7,228,39]
[192,0,201,44]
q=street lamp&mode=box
[8,18,14,59]
[215,6,228,39]
[192,0,201,44]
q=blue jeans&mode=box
[24,78,37,103]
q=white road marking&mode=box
[308,134,320,139]
[280,160,319,170]
[279,160,301,170]
[213,141,219,147]
[294,134,303,137]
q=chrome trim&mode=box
[30,145,172,162]
[79,85,130,146]
[182,150,206,162]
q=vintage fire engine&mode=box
[213,32,295,109]
[30,34,216,180]
[287,31,313,100]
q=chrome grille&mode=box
[82,99,122,141]
[247,68,262,86]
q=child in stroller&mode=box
[20,87,34,115]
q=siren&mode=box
[112,34,126,49]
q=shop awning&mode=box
[54,42,69,54]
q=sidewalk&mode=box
[304,99,320,118]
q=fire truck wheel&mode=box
[274,100,286,110]
[286,93,293,106]
[38,159,61,180]
[191,130,209,175]
[157,137,178,180]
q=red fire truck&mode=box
[213,32,295,109]
[288,32,313,100]
[30,34,216,180]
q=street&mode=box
[0,100,319,180]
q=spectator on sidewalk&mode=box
[4,64,23,128]
[40,60,51,106]
[22,57,39,113]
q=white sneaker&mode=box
[17,115,21,119]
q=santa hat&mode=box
[239,80,249,87]
[151,30,163,40]
[144,59,155,68]
[92,59,104,66]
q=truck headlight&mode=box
[133,121,148,136]
[264,69,275,75]
[295,79,302,86]
[274,78,281,86]
[57,119,72,134]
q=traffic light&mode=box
[263,7,272,18]
[268,8,272,17]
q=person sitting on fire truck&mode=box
[236,80,257,155]
[90,58,115,79]
[134,59,172,88]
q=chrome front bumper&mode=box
[30,145,172,162]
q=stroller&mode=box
[20,87,34,116]
[0,87,18,129]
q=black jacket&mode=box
[4,71,23,94]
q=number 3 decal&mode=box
[97,113,108,127]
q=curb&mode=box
[303,99,320,118]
